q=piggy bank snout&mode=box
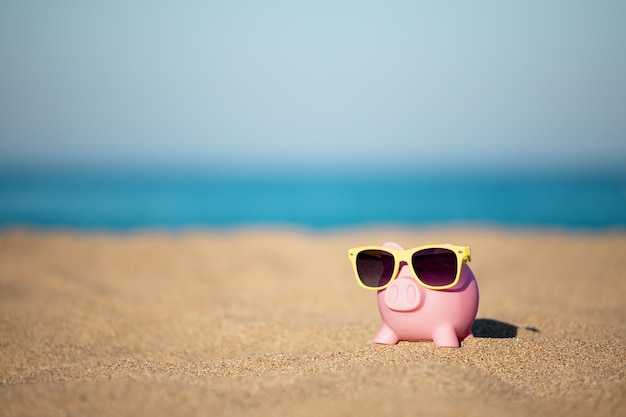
[383,274,424,312]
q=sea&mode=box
[1,169,625,231]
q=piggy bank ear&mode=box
[383,242,404,250]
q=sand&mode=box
[0,226,624,416]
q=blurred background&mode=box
[1,0,625,229]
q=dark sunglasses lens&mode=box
[411,248,457,287]
[356,250,395,288]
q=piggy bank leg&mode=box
[372,323,400,344]
[432,326,461,348]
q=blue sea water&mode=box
[0,170,625,230]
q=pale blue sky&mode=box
[1,0,625,176]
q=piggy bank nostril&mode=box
[406,285,416,304]
[387,286,398,304]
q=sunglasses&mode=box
[348,244,471,291]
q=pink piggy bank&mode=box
[351,242,479,348]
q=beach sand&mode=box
[1,227,624,416]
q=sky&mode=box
[1,0,625,178]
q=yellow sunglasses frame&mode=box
[348,244,471,291]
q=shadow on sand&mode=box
[472,318,540,338]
